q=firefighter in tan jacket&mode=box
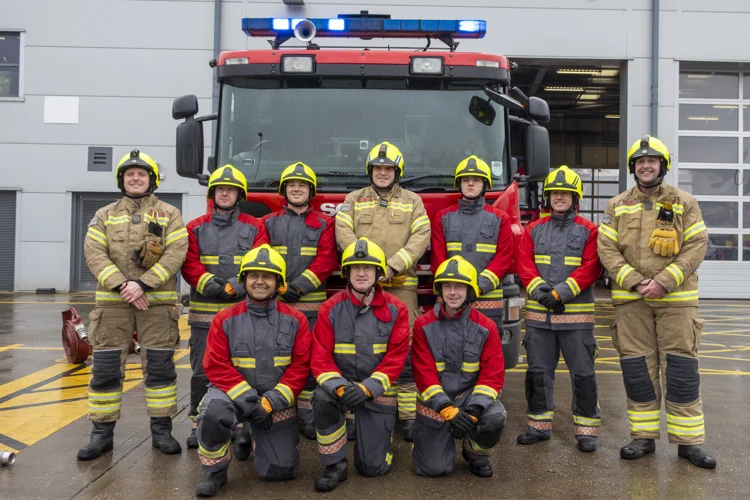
[78,150,188,461]
[598,136,716,469]
[335,141,430,441]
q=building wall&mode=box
[2,0,750,294]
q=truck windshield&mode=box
[218,79,508,192]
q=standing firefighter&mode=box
[263,162,338,440]
[195,245,312,496]
[335,141,430,441]
[181,165,268,450]
[79,150,188,460]
[516,165,602,451]
[598,136,715,468]
[311,238,410,492]
[411,256,506,478]
[431,155,514,336]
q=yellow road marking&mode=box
[699,354,750,363]
[0,344,22,353]
[0,364,80,399]
[12,347,64,350]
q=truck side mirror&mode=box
[173,94,199,120]
[527,97,550,124]
[525,124,550,181]
[176,115,204,179]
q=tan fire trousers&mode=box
[384,287,418,421]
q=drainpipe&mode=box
[651,0,659,135]
[212,0,222,140]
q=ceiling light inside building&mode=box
[545,86,584,92]
[578,94,601,100]
[687,116,719,121]
[605,114,620,119]
[557,69,600,75]
[712,105,738,109]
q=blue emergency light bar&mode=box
[242,17,487,39]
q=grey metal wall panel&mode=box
[0,191,17,290]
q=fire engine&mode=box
[172,13,551,368]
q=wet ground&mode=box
[0,293,748,499]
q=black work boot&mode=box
[620,438,655,460]
[517,430,550,445]
[462,450,493,478]
[577,436,598,452]
[678,445,717,469]
[233,424,253,461]
[402,420,417,442]
[196,469,228,497]
[77,421,116,460]
[346,418,356,441]
[150,417,182,455]
[300,419,317,441]
[186,426,199,449]
[314,458,348,492]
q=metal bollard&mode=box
[0,451,15,466]
[133,340,141,355]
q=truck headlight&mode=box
[281,55,315,73]
[410,57,444,75]
[505,297,525,322]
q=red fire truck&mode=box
[172,14,551,368]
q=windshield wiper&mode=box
[399,174,455,187]
[316,171,367,178]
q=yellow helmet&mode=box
[454,155,493,188]
[433,256,480,298]
[627,135,671,174]
[366,141,405,177]
[543,165,583,200]
[116,149,160,192]
[238,244,287,287]
[279,162,317,197]
[341,238,387,278]
[208,165,248,200]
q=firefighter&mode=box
[411,256,506,478]
[516,166,602,452]
[311,238,410,492]
[431,155,514,338]
[181,164,268,451]
[335,141,430,441]
[262,162,338,440]
[195,245,312,496]
[78,150,188,460]
[598,136,716,469]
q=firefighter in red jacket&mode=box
[431,156,514,337]
[181,165,268,449]
[195,245,312,497]
[412,256,506,478]
[517,166,602,452]
[311,238,410,492]
[262,162,338,440]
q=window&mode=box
[0,31,23,99]
[678,67,750,262]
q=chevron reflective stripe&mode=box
[684,221,707,241]
[389,202,414,212]
[667,413,704,437]
[446,242,462,252]
[616,265,635,287]
[665,264,685,286]
[461,361,480,373]
[275,383,294,404]
[199,441,230,459]
[472,385,498,399]
[527,277,546,295]
[420,384,444,401]
[301,269,322,288]
[411,215,429,233]
[573,415,601,427]
[354,201,377,210]
[481,289,503,299]
[479,269,500,289]
[435,361,445,372]
[317,423,346,445]
[231,357,256,368]
[272,245,288,255]
[599,223,619,243]
[145,384,177,408]
[397,249,413,268]
[565,277,581,296]
[105,215,130,225]
[97,265,119,286]
[86,227,108,247]
[189,301,236,312]
[336,211,354,229]
[564,256,582,266]
[199,255,220,265]
[371,372,391,390]
[476,243,497,253]
[274,356,291,367]
[316,372,342,385]
[628,410,660,433]
[301,247,318,257]
[165,228,188,245]
[333,343,356,354]
[534,254,551,265]
[373,343,387,354]
[527,411,554,421]
[298,291,327,302]
[152,263,169,284]
[227,381,252,400]
[197,273,215,294]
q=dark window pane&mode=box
[679,169,739,196]
[698,201,738,228]
[705,234,738,261]
[744,169,750,195]
[743,235,750,262]
[745,137,750,164]
[744,203,750,228]
[744,105,750,132]
[679,72,738,99]
[0,32,20,65]
[0,67,19,97]
[679,136,738,163]
[679,103,738,131]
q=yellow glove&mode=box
[648,228,680,257]
[356,383,372,398]
[134,234,165,269]
[225,282,236,296]
[439,405,479,423]
[260,396,273,413]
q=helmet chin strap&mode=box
[370,171,399,194]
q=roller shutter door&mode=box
[0,191,17,291]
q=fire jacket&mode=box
[181,210,268,325]
[84,194,188,307]
[412,303,504,412]
[335,185,430,290]
[598,183,708,307]
[431,197,514,297]
[518,211,601,330]
[262,206,338,305]
[311,287,410,399]
[203,298,312,414]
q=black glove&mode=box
[537,291,557,310]
[464,405,484,420]
[243,396,273,430]
[449,409,478,435]
[339,384,367,411]
[281,286,303,303]
[202,277,227,298]
[451,427,465,440]
[552,302,566,314]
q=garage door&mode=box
[71,193,183,292]
[0,191,17,291]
